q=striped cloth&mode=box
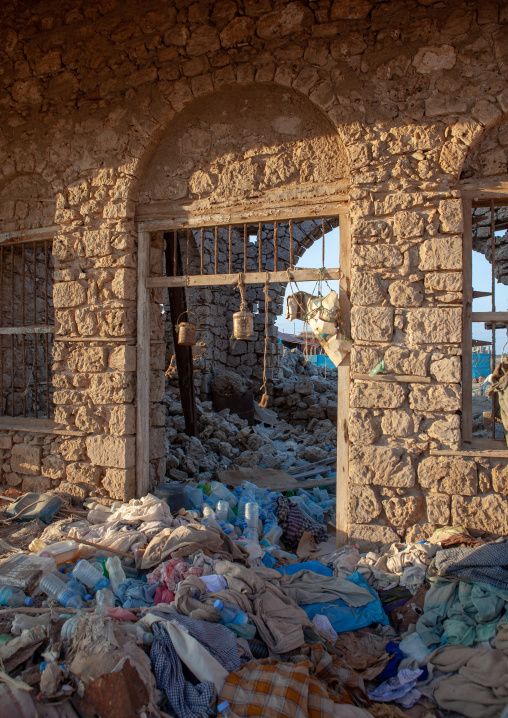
[150,622,215,718]
[276,497,328,549]
[220,645,361,718]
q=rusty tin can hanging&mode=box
[177,310,198,346]
[233,309,253,340]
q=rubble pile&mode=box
[165,351,338,480]
[0,482,506,718]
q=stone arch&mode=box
[0,174,56,234]
[460,113,508,181]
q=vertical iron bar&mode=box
[22,243,26,417]
[186,229,190,276]
[491,200,496,439]
[243,224,247,273]
[273,221,278,272]
[200,228,204,275]
[289,219,293,269]
[33,241,38,418]
[0,248,3,416]
[44,240,50,418]
[258,222,262,272]
[322,218,325,267]
[173,230,177,273]
[214,225,218,274]
[10,245,14,416]
[228,226,232,274]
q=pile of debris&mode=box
[165,351,338,480]
[0,481,505,718]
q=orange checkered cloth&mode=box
[220,645,365,718]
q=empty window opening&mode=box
[0,240,54,419]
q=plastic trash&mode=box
[216,500,229,522]
[201,574,228,592]
[245,502,259,532]
[11,613,51,635]
[0,586,34,607]
[38,540,79,565]
[67,580,91,600]
[213,599,249,625]
[40,574,83,609]
[72,560,110,592]
[190,487,204,508]
[154,482,191,511]
[263,522,283,546]
[0,553,57,592]
[105,556,126,594]
[96,588,116,606]
[4,493,61,524]
[209,481,237,507]
[61,615,81,641]
[217,700,232,717]
[399,632,432,664]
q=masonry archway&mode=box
[134,83,351,512]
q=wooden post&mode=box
[462,199,473,443]
[166,232,198,437]
[336,213,350,547]
[136,230,151,498]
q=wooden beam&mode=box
[431,448,508,458]
[472,291,492,299]
[0,325,54,335]
[462,198,473,443]
[352,373,431,383]
[136,229,150,498]
[336,213,350,548]
[472,312,508,322]
[0,226,57,245]
[147,267,342,289]
[455,175,508,201]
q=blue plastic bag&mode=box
[277,561,333,578]
[299,571,389,633]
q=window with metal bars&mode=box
[0,239,54,419]
[463,199,508,444]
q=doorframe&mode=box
[135,205,351,532]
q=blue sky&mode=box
[275,228,508,357]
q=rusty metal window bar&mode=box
[152,217,341,287]
[0,239,54,419]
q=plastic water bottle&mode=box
[241,480,258,492]
[0,586,34,607]
[245,502,259,532]
[105,557,126,595]
[40,574,83,609]
[263,523,283,546]
[96,588,116,606]
[191,488,204,508]
[307,501,324,522]
[213,599,249,625]
[72,560,110,592]
[216,500,229,522]
[67,580,92,600]
[217,700,232,717]
[209,481,237,507]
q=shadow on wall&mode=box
[136,82,350,207]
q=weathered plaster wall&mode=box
[0,0,508,534]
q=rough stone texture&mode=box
[383,494,424,528]
[349,485,381,523]
[418,457,477,495]
[426,493,450,524]
[0,0,506,535]
[349,524,400,549]
[102,468,136,501]
[452,495,508,535]
[492,464,508,495]
[11,445,41,476]
[350,445,415,488]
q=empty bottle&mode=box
[0,586,34,608]
[96,588,115,606]
[240,479,258,492]
[307,501,324,523]
[214,599,249,625]
[209,481,237,507]
[67,580,92,601]
[245,502,259,532]
[191,488,204,508]
[217,700,232,717]
[216,500,229,522]
[40,574,83,609]
[263,523,283,546]
[72,560,110,592]
[105,556,126,595]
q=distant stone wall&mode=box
[0,0,508,532]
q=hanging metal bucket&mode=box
[233,310,253,340]
[177,311,197,346]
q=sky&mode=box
[275,228,508,357]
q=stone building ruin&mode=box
[1,0,508,545]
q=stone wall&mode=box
[0,0,508,534]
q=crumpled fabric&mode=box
[424,643,508,718]
[68,519,147,559]
[146,557,203,604]
[110,494,173,526]
[278,569,374,607]
[141,523,247,569]
[220,645,371,718]
[115,578,158,609]
[367,668,423,708]
[358,542,437,591]
[150,621,215,718]
[444,542,508,591]
[276,496,327,549]
[416,575,508,648]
